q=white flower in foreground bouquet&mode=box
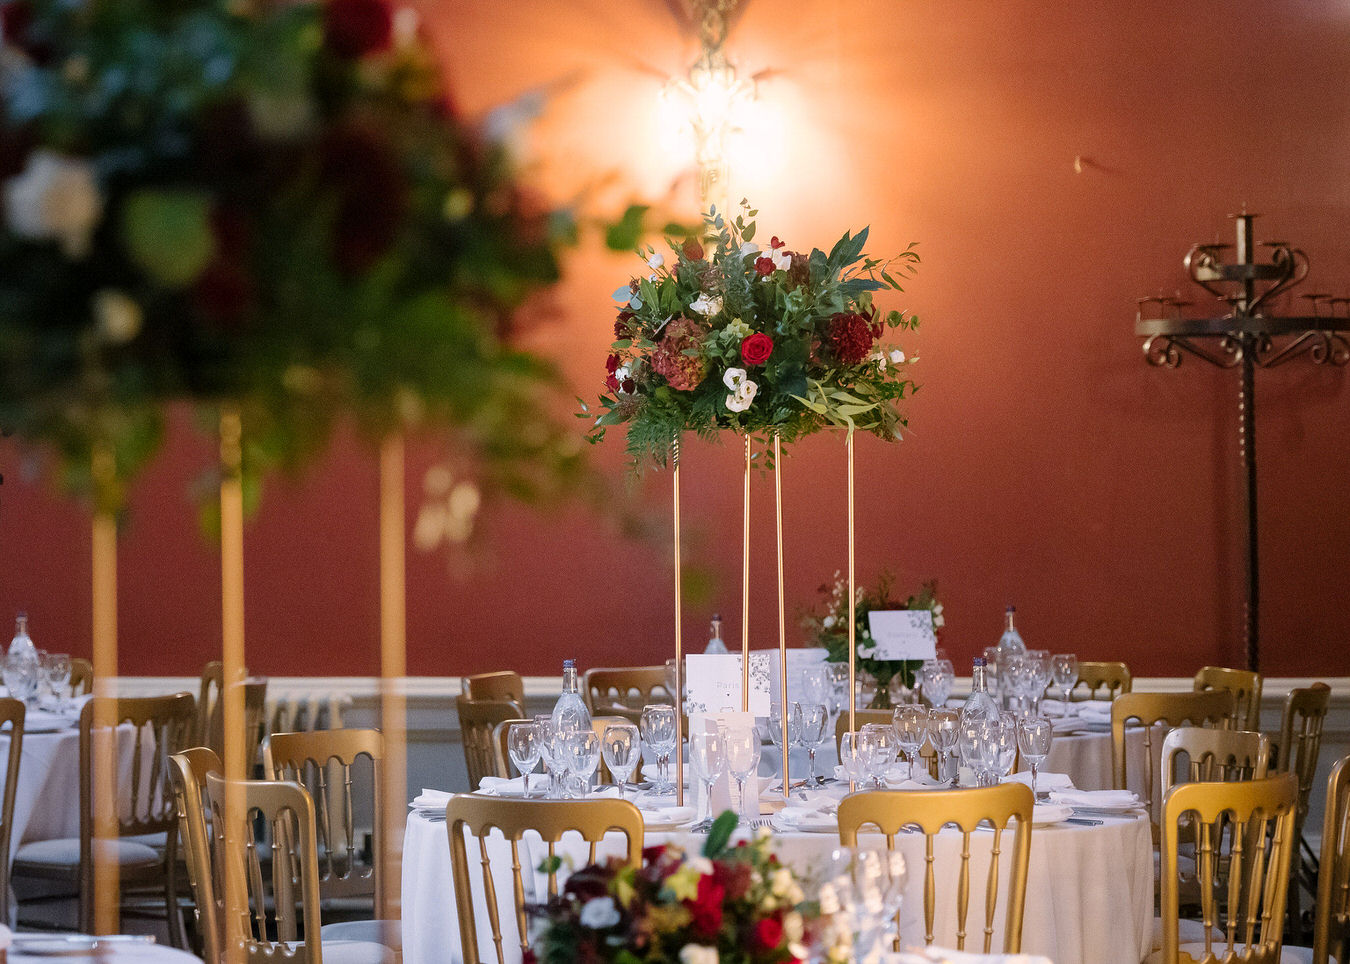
[689,291,723,317]
[578,896,620,929]
[723,366,758,412]
[679,944,718,964]
[5,150,103,258]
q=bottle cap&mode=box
[563,659,575,668]
[1006,604,1015,613]
[973,657,986,667]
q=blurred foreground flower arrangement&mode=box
[0,0,585,513]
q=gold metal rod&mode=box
[741,435,750,712]
[218,407,247,964]
[90,443,118,936]
[378,433,407,920]
[672,439,684,808]
[774,435,788,804]
[847,433,856,743]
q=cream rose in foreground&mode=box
[5,150,104,258]
[679,944,718,964]
[726,376,758,412]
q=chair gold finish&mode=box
[265,728,387,919]
[582,667,670,724]
[14,693,195,941]
[197,661,224,747]
[1111,690,1235,834]
[1275,683,1332,939]
[203,678,268,776]
[1161,726,1271,796]
[837,784,1034,953]
[456,696,524,787]
[445,795,643,964]
[68,659,93,698]
[462,671,524,705]
[1194,665,1264,731]
[1153,773,1297,964]
[0,699,23,916]
[1073,661,1133,700]
[169,748,222,964]
[1311,754,1350,964]
[491,718,530,786]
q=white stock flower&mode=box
[725,377,757,412]
[679,945,718,964]
[92,289,141,344]
[822,616,836,629]
[934,613,945,628]
[689,291,723,317]
[578,896,620,929]
[5,150,103,258]
[770,867,794,897]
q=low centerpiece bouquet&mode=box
[587,202,920,466]
[802,569,943,709]
[528,812,838,964]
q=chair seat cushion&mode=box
[1147,941,1285,964]
[321,919,402,952]
[1279,946,1313,964]
[14,837,161,872]
[1150,917,1223,951]
[285,940,395,964]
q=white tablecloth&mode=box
[401,802,1152,964]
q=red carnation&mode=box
[755,256,775,277]
[827,312,876,365]
[686,873,725,939]
[741,332,773,366]
[324,0,393,58]
[754,916,784,950]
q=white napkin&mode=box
[1004,770,1074,791]
[884,947,1054,964]
[774,806,837,831]
[1048,788,1140,809]
[411,788,452,811]
[1031,803,1074,824]
[642,806,695,826]
[1075,703,1113,723]
[477,776,527,795]
[885,768,942,790]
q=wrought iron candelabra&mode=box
[1135,211,1350,672]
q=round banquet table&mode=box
[401,800,1152,964]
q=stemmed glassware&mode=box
[992,712,1019,780]
[1025,650,1052,715]
[723,725,761,820]
[1001,654,1029,716]
[838,731,868,786]
[564,729,601,798]
[927,708,960,785]
[1017,716,1053,798]
[688,728,728,830]
[40,653,71,712]
[640,704,677,794]
[1051,653,1079,714]
[601,723,640,800]
[533,715,564,798]
[766,702,802,791]
[859,723,895,788]
[960,717,999,787]
[892,705,927,781]
[919,659,953,709]
[507,722,542,797]
[797,703,830,785]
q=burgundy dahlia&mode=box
[827,311,876,365]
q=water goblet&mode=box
[892,705,927,781]
[1051,653,1079,714]
[1025,650,1052,715]
[565,729,601,798]
[1016,716,1053,798]
[41,652,71,712]
[766,702,802,791]
[1001,654,1029,716]
[601,723,639,800]
[640,704,677,794]
[927,707,960,785]
[723,725,761,820]
[688,728,728,830]
[797,702,830,785]
[959,717,996,787]
[507,722,542,797]
[802,665,830,706]
[860,723,895,788]
[838,731,868,786]
[993,712,1019,779]
[533,715,563,798]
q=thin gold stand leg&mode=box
[90,444,118,936]
[774,435,788,804]
[741,435,751,711]
[672,439,684,808]
[219,408,247,964]
[847,434,856,789]
[378,434,406,921]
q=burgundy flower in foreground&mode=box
[754,915,784,950]
[741,331,773,366]
[755,256,775,277]
[324,0,393,58]
[827,311,876,365]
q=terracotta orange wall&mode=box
[2,0,1348,678]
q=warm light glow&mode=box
[664,51,756,210]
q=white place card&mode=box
[867,609,937,661]
[685,653,771,717]
[758,646,829,706]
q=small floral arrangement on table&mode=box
[528,812,835,964]
[588,202,920,467]
[802,569,943,708]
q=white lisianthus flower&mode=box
[578,896,620,929]
[726,377,757,412]
[679,945,718,964]
[92,289,142,344]
[889,348,906,364]
[739,240,760,258]
[766,245,791,272]
[871,349,887,371]
[647,251,665,270]
[822,615,836,629]
[689,291,723,317]
[5,150,103,259]
[723,367,747,391]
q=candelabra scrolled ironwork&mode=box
[1135,212,1350,672]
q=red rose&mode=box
[741,332,773,366]
[324,0,393,58]
[826,312,876,365]
[755,256,775,277]
[754,916,784,950]
[687,873,725,939]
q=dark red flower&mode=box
[769,236,786,250]
[754,916,784,951]
[788,252,810,288]
[755,256,775,277]
[741,332,773,366]
[193,260,255,328]
[827,311,876,365]
[324,0,393,58]
[321,125,406,275]
[683,237,705,261]
[686,873,725,939]
[522,951,538,964]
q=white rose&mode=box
[92,289,142,344]
[680,945,718,964]
[725,378,757,413]
[5,150,103,259]
[889,348,906,365]
[766,246,791,272]
[578,896,621,929]
[647,251,665,270]
[723,367,747,391]
[689,291,723,317]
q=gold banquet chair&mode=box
[1194,666,1263,731]
[169,748,223,964]
[582,666,670,725]
[205,773,393,964]
[68,659,94,698]
[446,795,644,964]
[456,696,524,788]
[1307,754,1350,964]
[1275,683,1332,938]
[1073,660,1133,700]
[1160,726,1271,796]
[837,784,1034,953]
[461,671,524,705]
[0,698,24,916]
[1150,773,1298,964]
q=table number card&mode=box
[685,653,772,717]
[867,609,937,661]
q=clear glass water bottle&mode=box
[704,613,727,654]
[550,659,591,733]
[8,613,36,662]
[994,605,1026,709]
[958,657,1000,774]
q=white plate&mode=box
[771,812,838,834]
[12,938,98,957]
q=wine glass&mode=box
[802,665,830,706]
[41,652,71,712]
[766,702,802,791]
[507,722,542,797]
[1000,654,1028,717]
[688,728,728,830]
[1017,716,1053,798]
[564,729,601,798]
[892,705,927,781]
[959,717,997,787]
[854,848,907,954]
[1025,650,1052,715]
[601,723,639,800]
[1051,653,1079,714]
[723,725,761,820]
[918,661,948,709]
[838,731,868,786]
[927,708,960,785]
[994,712,1019,779]
[860,723,895,788]
[640,704,677,794]
[533,715,563,798]
[797,702,830,785]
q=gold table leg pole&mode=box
[219,407,247,964]
[741,435,751,712]
[847,434,856,789]
[672,439,684,808]
[774,435,788,804]
[90,444,118,936]
[378,434,407,921]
